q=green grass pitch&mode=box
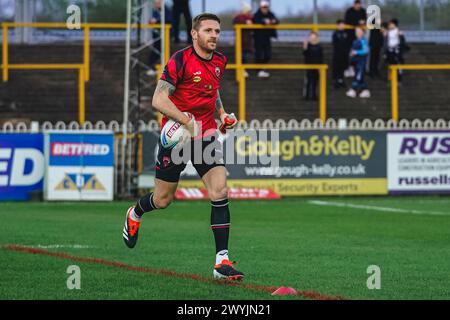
[1,197,449,300]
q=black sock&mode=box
[134,192,158,217]
[211,198,230,253]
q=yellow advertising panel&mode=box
[179,178,388,196]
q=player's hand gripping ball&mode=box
[160,112,197,149]
[219,113,238,134]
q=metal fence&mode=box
[2,29,450,44]
[2,118,449,198]
[2,118,450,133]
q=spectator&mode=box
[385,19,409,84]
[368,20,385,78]
[332,19,350,89]
[147,0,172,77]
[344,0,367,31]
[252,0,279,78]
[344,0,367,78]
[302,31,324,101]
[346,27,371,99]
[172,0,192,44]
[233,2,253,77]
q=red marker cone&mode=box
[271,287,297,296]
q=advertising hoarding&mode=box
[0,134,44,201]
[44,131,114,201]
[388,131,450,193]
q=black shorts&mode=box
[155,133,225,183]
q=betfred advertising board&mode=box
[44,132,114,201]
[388,131,450,193]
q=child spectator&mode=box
[385,19,409,84]
[303,31,324,101]
[346,27,371,98]
[344,0,367,78]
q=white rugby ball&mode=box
[160,112,193,149]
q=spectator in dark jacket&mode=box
[252,0,279,78]
[369,21,385,78]
[385,19,409,84]
[303,31,324,101]
[346,27,371,99]
[233,2,253,77]
[345,0,367,30]
[172,0,192,44]
[332,19,350,89]
[147,0,172,76]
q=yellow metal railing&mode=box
[389,64,450,121]
[0,63,86,123]
[226,63,328,122]
[233,24,352,123]
[11,23,443,125]
[1,22,171,124]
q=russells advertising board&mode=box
[388,131,450,193]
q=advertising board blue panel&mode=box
[0,134,44,201]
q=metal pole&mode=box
[202,0,206,13]
[14,0,23,43]
[132,0,144,197]
[251,0,258,12]
[161,0,166,67]
[390,67,399,122]
[136,0,143,117]
[84,0,88,24]
[419,0,425,32]
[79,68,86,125]
[313,0,318,25]
[122,0,132,195]
[319,67,327,122]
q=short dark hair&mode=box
[336,19,344,24]
[354,0,361,4]
[390,18,399,27]
[192,13,221,30]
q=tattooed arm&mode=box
[215,90,226,118]
[216,90,237,129]
[152,80,190,125]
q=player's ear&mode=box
[191,28,197,41]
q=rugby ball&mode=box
[160,112,193,149]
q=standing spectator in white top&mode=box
[385,19,410,84]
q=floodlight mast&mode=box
[122,0,132,196]
[122,0,163,197]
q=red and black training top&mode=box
[160,45,227,135]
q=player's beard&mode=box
[198,35,217,54]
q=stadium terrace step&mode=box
[0,43,449,123]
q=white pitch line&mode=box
[308,200,450,216]
[25,244,94,249]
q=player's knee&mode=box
[153,194,173,209]
[209,186,228,201]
